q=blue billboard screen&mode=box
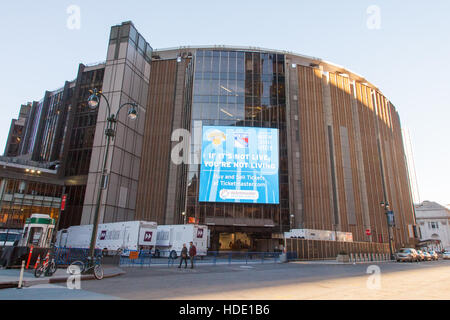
[199,126,279,204]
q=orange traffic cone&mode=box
[34,255,41,269]
[44,252,50,262]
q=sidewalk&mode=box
[290,259,395,265]
[0,266,125,289]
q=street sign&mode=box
[387,211,395,227]
[61,194,67,211]
[188,217,197,224]
[129,251,139,260]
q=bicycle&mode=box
[68,255,104,280]
[34,252,57,278]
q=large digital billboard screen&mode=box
[199,126,279,204]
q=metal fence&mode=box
[285,238,391,261]
[119,250,281,267]
[54,247,102,266]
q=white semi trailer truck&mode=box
[56,221,158,253]
[155,224,209,259]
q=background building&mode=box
[0,158,63,230]
[415,201,450,251]
[1,21,418,251]
[0,62,106,230]
[3,104,31,157]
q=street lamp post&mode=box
[87,89,138,260]
[182,211,186,225]
[381,201,395,260]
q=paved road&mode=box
[1,260,449,299]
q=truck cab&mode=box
[19,214,55,248]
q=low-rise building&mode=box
[415,201,450,251]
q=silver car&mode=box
[428,251,439,261]
[442,252,450,260]
[416,250,425,261]
[422,251,432,261]
[395,248,419,262]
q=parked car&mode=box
[428,251,439,261]
[442,252,450,260]
[422,251,432,261]
[395,248,419,262]
[416,250,425,261]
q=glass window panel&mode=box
[202,103,218,119]
[212,53,220,73]
[110,26,119,40]
[245,52,253,73]
[237,52,245,73]
[218,95,227,104]
[209,80,220,95]
[129,25,138,44]
[227,95,237,104]
[253,53,261,74]
[277,55,285,74]
[194,80,202,95]
[120,24,130,39]
[227,72,236,81]
[220,51,228,73]
[229,52,237,73]
[203,57,212,72]
[196,55,204,73]
[138,35,146,53]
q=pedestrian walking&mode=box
[189,241,197,269]
[178,244,188,269]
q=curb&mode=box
[0,269,125,290]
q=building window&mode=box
[428,222,439,229]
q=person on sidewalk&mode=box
[189,242,197,269]
[178,244,188,269]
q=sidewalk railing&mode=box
[119,250,281,268]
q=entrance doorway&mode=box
[219,232,252,251]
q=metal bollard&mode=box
[18,261,25,289]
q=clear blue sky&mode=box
[0,1,448,205]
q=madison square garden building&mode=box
[1,22,418,251]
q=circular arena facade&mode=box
[76,22,417,252]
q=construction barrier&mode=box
[119,250,282,268]
[286,238,391,261]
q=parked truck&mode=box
[56,221,158,253]
[155,224,209,259]
[20,214,56,248]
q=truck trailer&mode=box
[56,221,158,252]
[155,224,209,259]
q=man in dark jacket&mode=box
[178,244,188,269]
[189,242,197,269]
